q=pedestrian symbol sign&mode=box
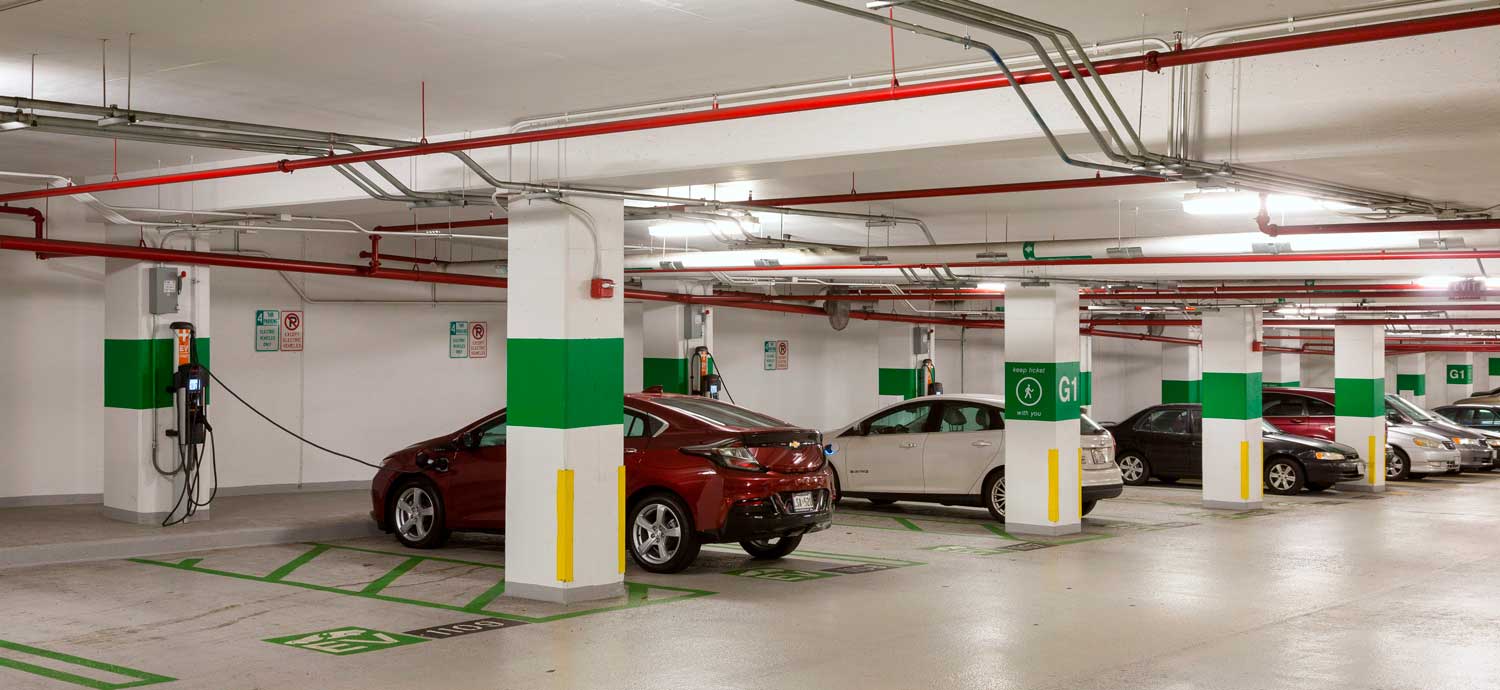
[1004,361,1081,422]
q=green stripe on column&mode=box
[878,367,920,399]
[1202,372,1262,420]
[1396,374,1426,396]
[642,357,688,394]
[1161,379,1201,404]
[1079,371,1092,406]
[1490,358,1500,377]
[1335,378,1384,417]
[1263,380,1301,388]
[104,338,212,409]
[508,338,624,429]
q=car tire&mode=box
[1081,500,1097,517]
[981,468,1006,522]
[1264,456,1305,495]
[1117,452,1151,486]
[830,467,843,506]
[740,535,803,560]
[1388,447,1413,481]
[628,492,700,574]
[390,479,450,549]
[867,498,898,507]
[1304,482,1333,493]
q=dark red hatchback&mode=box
[370,391,834,573]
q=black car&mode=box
[1104,404,1365,495]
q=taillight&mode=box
[681,440,767,472]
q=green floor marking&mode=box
[265,627,426,657]
[263,544,329,581]
[129,543,714,625]
[699,544,924,568]
[360,557,423,595]
[922,545,1013,556]
[725,567,837,582]
[0,639,175,689]
[893,517,923,532]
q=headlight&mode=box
[1311,451,1345,460]
[1454,437,1480,446]
[682,441,766,472]
[1486,439,1500,448]
[1413,438,1442,448]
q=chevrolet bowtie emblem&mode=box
[788,441,802,449]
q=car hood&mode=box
[1265,432,1358,456]
[1417,417,1486,439]
[1390,425,1450,442]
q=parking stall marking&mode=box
[0,639,175,689]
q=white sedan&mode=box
[825,394,1123,521]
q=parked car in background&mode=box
[371,392,834,573]
[1386,424,1463,479]
[1262,387,1495,473]
[1105,404,1363,494]
[1432,404,1500,472]
[1455,386,1500,406]
[825,394,1123,521]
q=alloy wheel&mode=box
[989,473,1006,519]
[632,502,684,565]
[1267,462,1297,492]
[1118,455,1146,483]
[394,486,435,542]
[1387,453,1405,479]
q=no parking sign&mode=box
[468,322,488,359]
[280,311,304,352]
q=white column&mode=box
[1395,353,1427,407]
[1200,308,1264,510]
[1161,336,1201,404]
[1442,352,1475,405]
[504,195,625,603]
[878,323,934,406]
[1335,325,1386,493]
[1003,283,1081,536]
[1262,328,1302,387]
[103,230,213,524]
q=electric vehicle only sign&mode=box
[255,309,280,352]
[764,340,789,370]
[449,321,489,359]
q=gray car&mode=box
[1385,394,1497,472]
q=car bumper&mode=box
[1082,482,1123,502]
[1306,460,1365,484]
[1458,447,1495,470]
[1408,448,1461,474]
[713,489,833,541]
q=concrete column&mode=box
[1161,336,1201,403]
[1262,329,1302,387]
[878,323,935,406]
[1478,355,1500,394]
[1395,354,1427,407]
[1335,325,1386,493]
[1200,308,1264,510]
[640,280,712,394]
[504,195,625,604]
[1078,334,1093,411]
[1442,352,1474,405]
[1003,282,1081,536]
[103,230,213,524]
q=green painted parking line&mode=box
[892,517,923,532]
[700,544,924,568]
[0,639,174,689]
[129,543,714,625]
[264,544,330,582]
[725,567,837,582]
[360,557,423,595]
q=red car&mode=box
[370,391,834,573]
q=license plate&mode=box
[791,492,815,513]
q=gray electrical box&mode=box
[149,267,180,315]
[912,326,930,356]
[684,307,707,340]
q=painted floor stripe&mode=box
[264,544,330,582]
[892,517,924,532]
[0,639,174,689]
[360,557,423,595]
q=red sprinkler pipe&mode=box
[4,8,1500,205]
[0,205,46,259]
[372,217,508,233]
[358,250,444,266]
[1260,217,1500,237]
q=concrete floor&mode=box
[5,476,1500,690]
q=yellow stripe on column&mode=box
[1047,449,1059,523]
[617,465,626,574]
[1368,435,1378,485]
[557,469,575,583]
[1077,448,1084,519]
[1239,441,1249,501]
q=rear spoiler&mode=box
[741,429,823,448]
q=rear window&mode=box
[1081,415,1106,435]
[653,397,790,428]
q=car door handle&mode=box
[624,448,640,454]
[972,440,994,447]
[900,442,919,449]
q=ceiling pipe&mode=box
[0,205,45,259]
[716,287,1475,302]
[1260,217,1500,236]
[5,7,1500,205]
[373,217,509,234]
[687,174,1165,208]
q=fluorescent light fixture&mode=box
[1276,307,1299,315]
[1182,191,1357,216]
[1415,275,1461,288]
[1314,307,1338,316]
[1485,277,1500,289]
[648,221,715,238]
[975,282,1007,292]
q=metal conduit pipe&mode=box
[736,175,1166,207]
[6,7,1500,205]
[1260,217,1500,236]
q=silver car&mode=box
[825,393,1123,521]
[1386,424,1462,480]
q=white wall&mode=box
[1302,356,1336,390]
[1090,334,1163,425]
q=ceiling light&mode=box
[1314,307,1338,316]
[648,222,715,238]
[1484,277,1500,289]
[975,282,1007,292]
[1276,307,1299,315]
[1415,275,1462,288]
[1182,191,1357,216]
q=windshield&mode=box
[654,397,791,428]
[1081,414,1106,435]
[1385,394,1437,422]
[1262,419,1281,434]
